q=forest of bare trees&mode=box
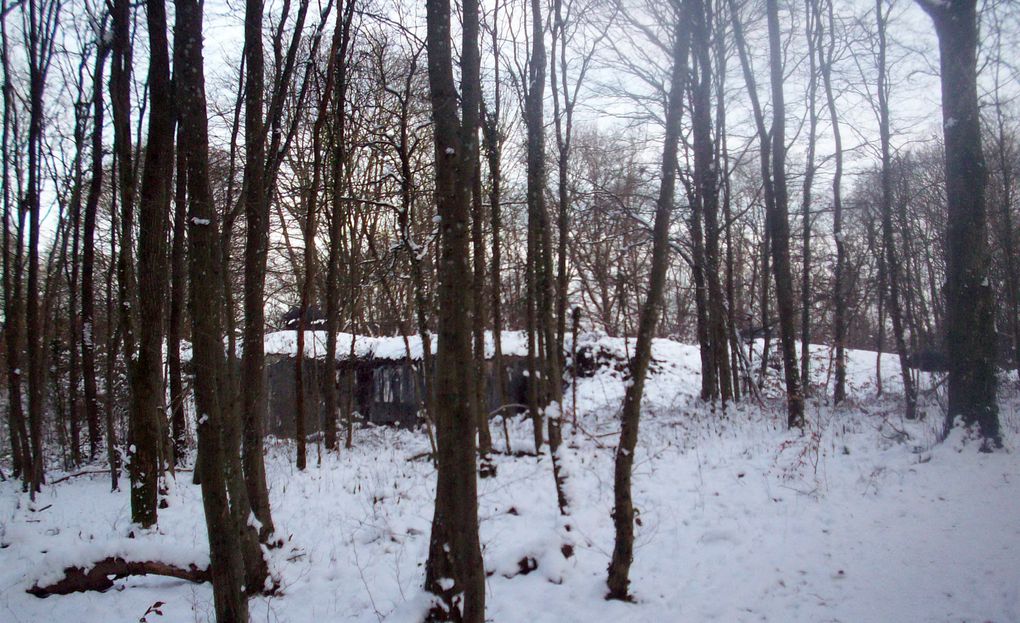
[1,0,1018,620]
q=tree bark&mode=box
[606,4,688,600]
[110,0,137,417]
[917,0,999,446]
[168,122,188,464]
[240,0,276,537]
[422,0,485,617]
[875,0,916,420]
[481,83,510,451]
[799,0,821,390]
[324,0,358,454]
[818,0,847,405]
[0,0,32,489]
[25,0,60,495]
[691,0,730,404]
[28,558,210,597]
[765,0,805,428]
[526,0,569,515]
[174,0,250,615]
[472,158,494,473]
[127,0,175,528]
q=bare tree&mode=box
[168,122,188,464]
[917,0,999,447]
[526,0,569,515]
[818,0,847,405]
[127,0,175,527]
[874,0,916,420]
[174,0,249,614]
[323,0,358,453]
[422,0,485,617]
[765,0,804,428]
[606,0,688,601]
[1,0,30,490]
[690,0,732,404]
[24,0,62,495]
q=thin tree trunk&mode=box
[818,0,847,405]
[765,0,805,428]
[472,157,494,474]
[606,4,688,599]
[875,0,916,420]
[67,65,88,467]
[240,0,276,537]
[799,0,820,390]
[110,0,137,416]
[324,0,357,454]
[105,159,121,492]
[527,0,568,516]
[714,1,741,401]
[690,168,715,400]
[167,122,188,464]
[481,75,509,452]
[296,32,340,468]
[993,104,1019,384]
[729,0,774,393]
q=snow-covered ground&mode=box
[2,339,1019,622]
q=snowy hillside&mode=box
[2,340,1018,622]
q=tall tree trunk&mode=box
[917,0,999,446]
[527,0,569,515]
[481,82,509,451]
[714,0,741,400]
[799,0,820,390]
[167,122,188,464]
[818,0,846,405]
[296,30,340,467]
[526,212,542,453]
[875,0,916,421]
[691,0,730,404]
[110,0,137,416]
[472,159,494,473]
[606,4,688,599]
[25,0,60,495]
[549,0,571,361]
[729,0,774,393]
[422,0,485,617]
[105,161,121,492]
[765,0,805,428]
[993,103,1019,384]
[1,0,32,488]
[127,0,174,528]
[174,0,250,615]
[689,170,715,400]
[241,0,276,536]
[467,20,491,471]
[67,69,88,467]
[324,0,357,454]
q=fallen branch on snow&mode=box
[27,557,209,597]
